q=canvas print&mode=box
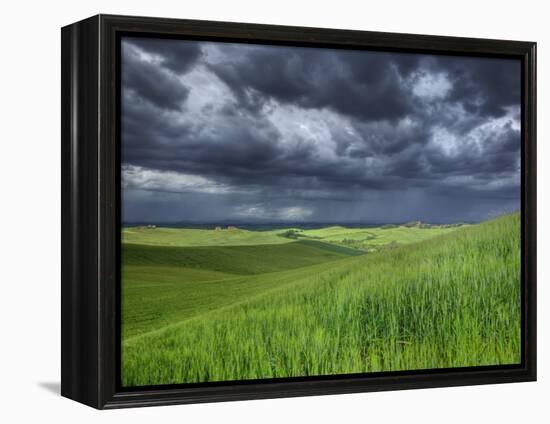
[120,37,521,387]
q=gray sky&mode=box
[121,37,521,224]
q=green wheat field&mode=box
[120,213,521,387]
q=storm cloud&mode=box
[121,37,521,224]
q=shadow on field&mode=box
[37,381,60,395]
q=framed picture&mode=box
[61,14,536,409]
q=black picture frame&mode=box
[61,14,537,409]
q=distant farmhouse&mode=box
[213,225,238,230]
[136,224,157,229]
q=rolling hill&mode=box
[121,213,520,386]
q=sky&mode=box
[121,37,521,224]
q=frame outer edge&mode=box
[61,14,103,409]
[98,13,120,408]
[60,21,75,403]
[62,14,537,409]
[526,42,537,381]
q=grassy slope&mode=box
[301,225,465,248]
[122,240,362,338]
[122,227,292,246]
[123,240,361,276]
[122,223,464,251]
[122,256,363,340]
[121,213,520,386]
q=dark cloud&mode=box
[122,45,189,111]
[207,47,417,121]
[121,38,203,111]
[120,37,521,224]
[444,57,521,118]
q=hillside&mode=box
[121,213,521,386]
[123,222,464,252]
[123,239,361,275]
[300,224,467,251]
[122,226,292,246]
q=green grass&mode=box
[122,255,362,339]
[122,222,464,252]
[121,213,520,386]
[123,240,359,276]
[300,225,466,251]
[122,226,293,246]
[122,239,362,339]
